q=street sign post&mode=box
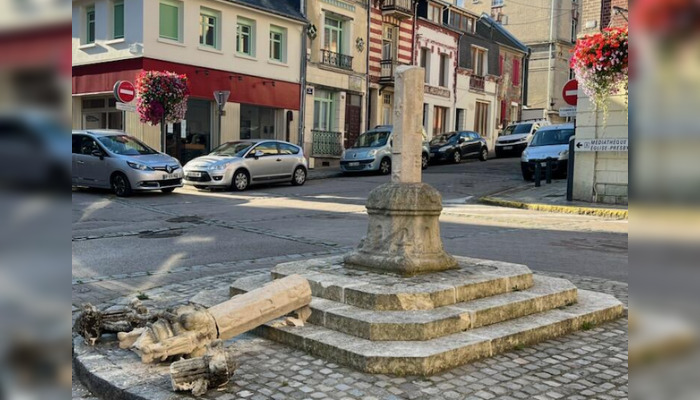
[562,79,578,106]
[574,138,628,152]
[116,102,136,112]
[113,80,136,103]
[213,90,230,146]
[559,106,577,117]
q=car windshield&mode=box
[430,133,458,145]
[97,135,156,155]
[501,124,532,136]
[529,129,575,147]
[352,131,390,148]
[210,141,256,157]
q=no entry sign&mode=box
[113,80,136,103]
[562,79,578,106]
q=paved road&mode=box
[72,157,628,307]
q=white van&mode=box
[495,120,550,158]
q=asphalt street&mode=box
[72,157,628,307]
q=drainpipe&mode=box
[365,2,371,131]
[546,0,555,121]
[412,1,418,65]
[298,0,308,149]
[523,48,531,109]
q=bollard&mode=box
[545,158,553,184]
[534,161,541,187]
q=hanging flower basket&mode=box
[135,70,190,125]
[570,26,628,115]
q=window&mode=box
[237,17,255,55]
[456,108,465,130]
[113,2,124,39]
[511,104,519,123]
[86,5,95,44]
[474,102,489,137]
[512,58,521,85]
[159,1,182,41]
[429,4,442,24]
[76,136,100,155]
[324,17,343,54]
[439,54,449,87]
[278,143,300,155]
[420,48,431,84]
[450,12,472,32]
[466,16,475,33]
[270,25,287,62]
[199,8,219,49]
[492,0,505,7]
[313,90,335,131]
[500,100,507,126]
[251,142,279,156]
[433,106,448,135]
[382,94,392,125]
[382,25,397,60]
[472,47,487,76]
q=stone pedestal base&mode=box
[344,182,458,276]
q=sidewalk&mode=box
[308,167,344,181]
[480,180,628,219]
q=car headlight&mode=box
[439,146,451,152]
[210,162,231,171]
[367,149,377,157]
[558,150,569,159]
[521,150,529,161]
[127,161,153,171]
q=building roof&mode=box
[225,0,306,23]
[476,13,529,54]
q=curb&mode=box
[307,170,344,181]
[479,196,628,219]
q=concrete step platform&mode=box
[230,274,578,341]
[264,255,533,311]
[249,289,623,375]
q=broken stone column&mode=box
[344,66,458,276]
[170,342,237,396]
[118,274,311,363]
[73,300,155,345]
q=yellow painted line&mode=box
[479,196,628,220]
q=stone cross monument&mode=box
[344,66,458,275]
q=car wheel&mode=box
[452,151,461,164]
[479,148,488,162]
[161,187,176,193]
[521,165,533,181]
[232,170,250,191]
[291,167,307,186]
[421,153,429,170]
[111,173,132,197]
[379,158,391,175]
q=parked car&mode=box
[71,130,183,197]
[429,131,488,164]
[495,120,550,157]
[182,140,307,191]
[340,126,430,175]
[520,124,575,181]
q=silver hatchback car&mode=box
[72,130,183,197]
[182,140,308,191]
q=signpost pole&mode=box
[213,90,230,148]
[567,137,575,201]
[161,117,166,154]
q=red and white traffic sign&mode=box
[562,79,578,106]
[113,80,136,103]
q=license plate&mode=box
[163,173,178,180]
[348,162,359,167]
[187,172,202,178]
[503,146,513,150]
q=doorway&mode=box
[165,99,212,164]
[344,93,362,149]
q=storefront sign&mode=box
[116,101,136,112]
[574,138,628,152]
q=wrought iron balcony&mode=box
[320,49,353,70]
[381,0,413,19]
[470,75,485,92]
[311,130,343,157]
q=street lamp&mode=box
[213,90,230,147]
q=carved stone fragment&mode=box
[170,342,237,396]
[73,300,154,345]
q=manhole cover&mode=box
[139,230,184,239]
[166,216,203,223]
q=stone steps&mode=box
[251,289,623,375]
[230,274,578,341]
[267,255,534,310]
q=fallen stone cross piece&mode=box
[117,274,312,363]
[73,299,155,346]
[170,341,237,396]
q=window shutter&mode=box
[500,100,507,123]
[513,58,520,85]
[159,3,179,40]
[499,55,504,76]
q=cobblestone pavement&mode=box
[72,268,628,400]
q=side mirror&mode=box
[91,149,104,159]
[253,150,264,159]
[458,137,465,143]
